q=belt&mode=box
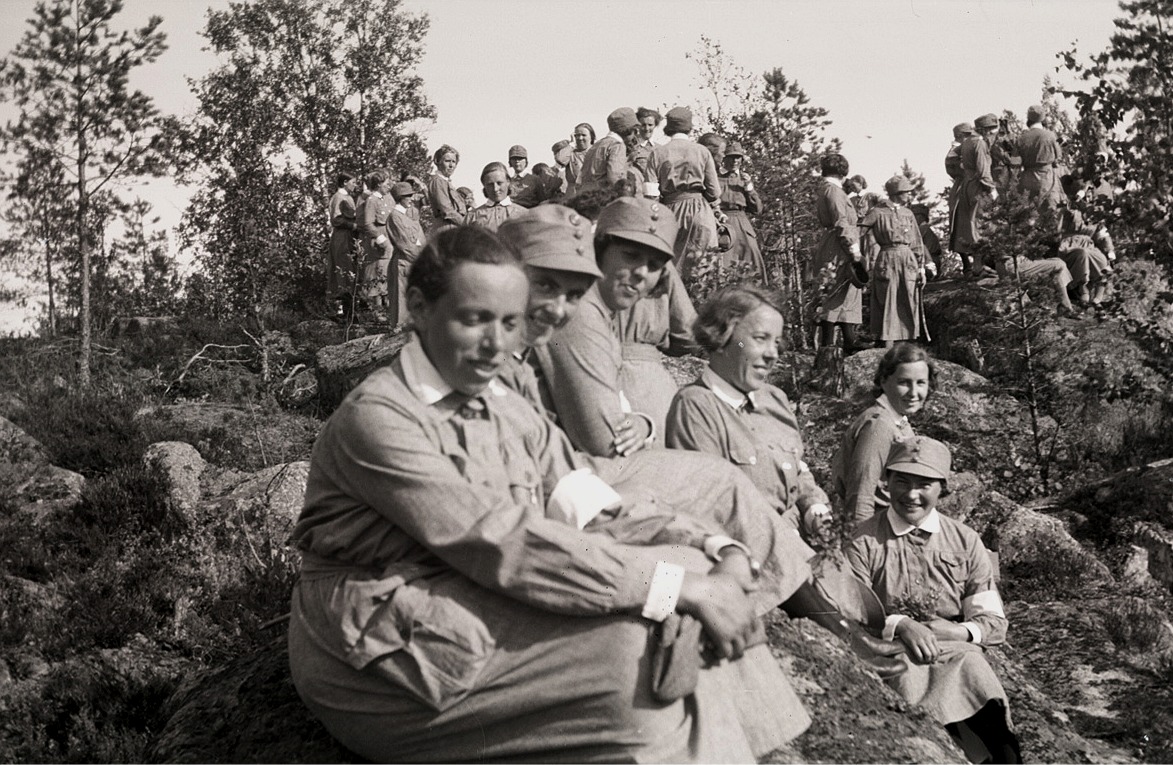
[721,204,745,212]
[664,190,705,203]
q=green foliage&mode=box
[179,0,435,324]
[1001,539,1100,602]
[1102,597,1167,651]
[1056,0,1173,260]
[0,0,173,386]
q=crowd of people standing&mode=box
[297,100,1123,763]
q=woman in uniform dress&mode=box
[863,176,932,346]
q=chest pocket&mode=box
[501,433,541,509]
[366,572,497,712]
[772,446,802,507]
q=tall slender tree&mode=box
[0,0,170,385]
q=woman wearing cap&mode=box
[579,110,639,194]
[848,436,1021,764]
[953,115,1000,277]
[359,169,395,322]
[812,154,866,354]
[863,176,932,347]
[644,106,723,281]
[718,142,767,281]
[535,197,691,457]
[426,145,468,230]
[831,343,934,526]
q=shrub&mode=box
[1102,597,1168,652]
[14,390,146,477]
[1001,539,1102,602]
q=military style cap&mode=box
[664,106,693,135]
[456,186,474,197]
[952,122,975,141]
[884,175,914,196]
[595,196,679,260]
[725,141,747,158]
[607,107,639,134]
[390,181,415,200]
[1026,104,1045,122]
[885,436,952,483]
[551,139,571,154]
[974,113,999,130]
[509,144,528,160]
[497,204,602,279]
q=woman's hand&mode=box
[925,618,971,642]
[610,416,651,457]
[677,571,759,661]
[711,550,758,594]
[895,618,941,664]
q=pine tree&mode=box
[0,0,170,385]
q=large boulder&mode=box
[314,328,412,413]
[136,403,320,471]
[143,442,206,523]
[0,415,47,465]
[212,461,310,540]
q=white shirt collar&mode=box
[701,366,756,411]
[394,203,407,214]
[604,131,623,143]
[824,176,844,188]
[886,507,942,536]
[876,393,910,427]
[400,337,506,406]
[368,190,384,199]
[489,196,513,207]
[667,133,691,141]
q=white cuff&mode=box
[962,621,983,644]
[641,561,685,622]
[632,411,657,445]
[806,503,831,517]
[375,234,387,244]
[882,614,907,641]
[703,536,750,562]
[644,181,660,198]
[546,469,622,529]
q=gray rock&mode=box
[1133,522,1173,592]
[215,461,310,538]
[143,442,206,522]
[0,415,48,465]
[999,507,1113,588]
[277,366,318,409]
[6,463,85,518]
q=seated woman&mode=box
[289,226,785,762]
[831,343,933,526]
[848,437,1021,764]
[535,196,686,457]
[664,284,831,538]
[1057,174,1115,305]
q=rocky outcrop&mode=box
[0,417,84,520]
[212,461,310,540]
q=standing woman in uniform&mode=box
[718,142,768,281]
[327,172,359,317]
[426,144,468,230]
[566,122,596,197]
[812,154,865,354]
[863,176,932,347]
[359,169,395,322]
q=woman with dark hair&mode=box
[327,172,359,316]
[831,343,936,525]
[289,224,790,762]
[812,154,865,354]
[565,122,596,196]
[863,176,933,347]
[426,144,468,229]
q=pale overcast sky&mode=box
[0,0,1122,266]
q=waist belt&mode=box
[721,204,746,211]
[664,190,705,203]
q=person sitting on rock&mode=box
[1056,173,1115,306]
[288,225,779,762]
[848,436,1022,764]
[831,343,934,526]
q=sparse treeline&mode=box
[1,0,1171,388]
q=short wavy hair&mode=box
[871,342,939,398]
[480,161,508,182]
[433,144,460,166]
[693,283,787,353]
[407,226,521,304]
[820,153,850,178]
[636,107,662,125]
[365,169,388,190]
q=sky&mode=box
[0,0,1124,331]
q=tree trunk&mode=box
[75,1,91,388]
[45,240,57,338]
